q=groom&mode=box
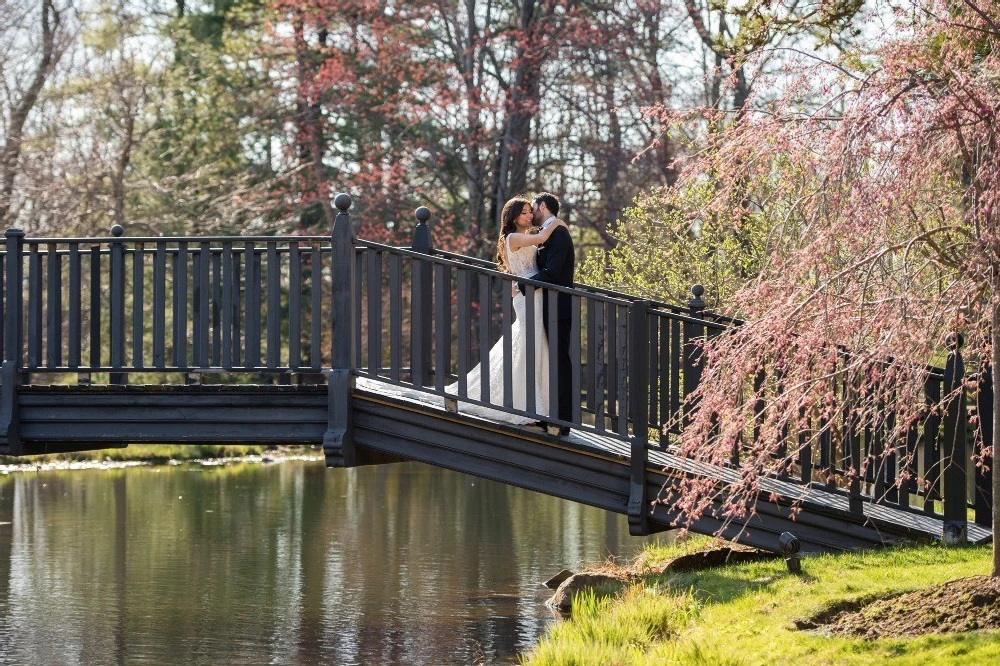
[528,192,575,437]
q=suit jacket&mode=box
[528,225,575,320]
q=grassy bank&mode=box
[523,538,997,666]
[0,444,319,465]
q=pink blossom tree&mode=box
[650,1,1000,574]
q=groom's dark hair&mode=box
[533,192,559,217]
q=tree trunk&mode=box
[112,107,136,229]
[491,0,541,227]
[992,291,1000,577]
[0,0,60,227]
[294,16,333,229]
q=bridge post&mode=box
[683,285,706,428]
[627,300,651,535]
[975,362,993,527]
[410,206,433,387]
[325,193,357,467]
[109,225,126,385]
[941,332,968,544]
[0,229,25,455]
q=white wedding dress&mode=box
[447,238,550,424]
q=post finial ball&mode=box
[946,331,965,350]
[691,284,704,298]
[110,224,124,237]
[334,193,352,212]
[415,206,431,224]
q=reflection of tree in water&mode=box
[0,462,658,664]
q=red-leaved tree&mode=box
[656,0,1000,574]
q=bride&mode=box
[449,196,568,424]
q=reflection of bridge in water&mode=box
[0,194,992,553]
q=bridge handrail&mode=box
[431,247,741,326]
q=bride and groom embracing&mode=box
[454,192,575,436]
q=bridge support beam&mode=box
[628,300,651,535]
[325,194,357,468]
[0,229,24,456]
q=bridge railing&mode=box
[1,229,335,379]
[351,231,720,445]
[714,331,991,540]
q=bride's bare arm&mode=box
[507,219,567,250]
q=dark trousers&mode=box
[541,307,573,425]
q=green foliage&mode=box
[522,543,998,666]
[129,2,283,235]
[526,585,697,666]
[577,183,770,308]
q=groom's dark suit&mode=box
[528,223,575,429]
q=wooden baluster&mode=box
[367,249,382,378]
[266,241,279,370]
[27,243,41,371]
[198,241,211,369]
[173,242,188,369]
[571,294,582,424]
[682,285,706,429]
[289,242,301,372]
[435,263,453,394]
[46,243,62,369]
[153,242,166,368]
[941,332,968,544]
[132,242,145,370]
[975,363,993,526]
[89,243,101,373]
[211,247,221,367]
[458,269,472,400]
[68,244,81,370]
[109,226,126,384]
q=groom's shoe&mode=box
[558,427,571,437]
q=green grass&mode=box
[522,539,998,666]
[0,444,318,465]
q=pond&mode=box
[0,460,664,665]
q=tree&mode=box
[0,0,68,227]
[633,1,1000,574]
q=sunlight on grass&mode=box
[522,542,999,666]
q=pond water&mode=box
[0,460,664,665]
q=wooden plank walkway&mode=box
[352,378,992,553]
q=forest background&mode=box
[1,0,866,278]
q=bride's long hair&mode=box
[495,196,533,273]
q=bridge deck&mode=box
[8,377,992,554]
[351,378,993,552]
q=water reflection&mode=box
[0,462,665,665]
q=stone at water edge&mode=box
[543,569,574,590]
[546,573,624,612]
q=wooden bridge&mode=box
[0,194,992,553]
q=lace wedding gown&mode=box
[447,238,550,424]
